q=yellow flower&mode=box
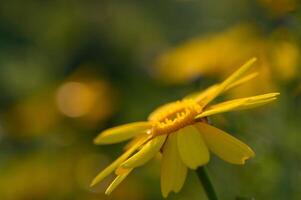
[155,24,299,97]
[91,58,279,198]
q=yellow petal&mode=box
[161,133,187,198]
[196,93,279,118]
[225,72,258,91]
[123,135,145,150]
[184,86,215,101]
[231,93,279,111]
[105,168,133,195]
[115,166,129,176]
[201,58,257,106]
[220,58,257,90]
[94,122,152,145]
[90,136,149,187]
[195,85,220,104]
[196,122,255,165]
[177,125,209,169]
[234,97,277,111]
[121,135,167,168]
[185,72,258,102]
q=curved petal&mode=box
[94,122,152,145]
[219,58,257,91]
[177,125,209,169]
[185,72,258,102]
[161,133,187,198]
[200,58,257,106]
[225,72,258,91]
[90,136,149,187]
[186,85,219,102]
[121,135,167,168]
[105,168,133,195]
[196,122,255,164]
[196,93,279,118]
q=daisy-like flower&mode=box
[91,58,279,198]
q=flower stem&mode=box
[196,167,218,200]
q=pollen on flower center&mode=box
[149,99,202,136]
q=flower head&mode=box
[154,24,299,97]
[91,58,279,198]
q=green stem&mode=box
[196,167,218,200]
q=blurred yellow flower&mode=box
[56,66,117,127]
[5,92,61,138]
[155,24,299,97]
[91,58,279,197]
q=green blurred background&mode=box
[0,0,300,199]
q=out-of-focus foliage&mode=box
[0,0,300,200]
[257,0,297,17]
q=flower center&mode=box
[149,99,202,136]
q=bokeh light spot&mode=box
[56,82,96,118]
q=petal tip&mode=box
[240,152,255,165]
[93,137,101,145]
[93,133,106,145]
[90,179,98,187]
[162,191,170,198]
[250,57,257,62]
[240,156,250,165]
[105,189,112,196]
